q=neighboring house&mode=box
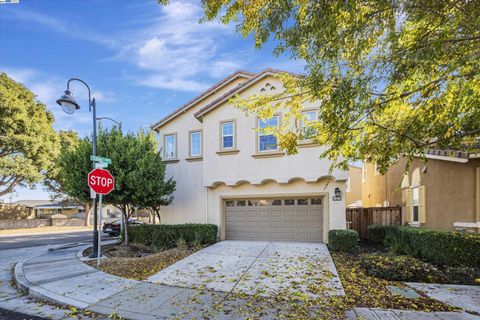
[151,68,348,243]
[362,149,480,232]
[346,165,362,208]
[15,200,84,218]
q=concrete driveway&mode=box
[148,240,344,299]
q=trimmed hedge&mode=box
[367,224,399,244]
[367,225,480,268]
[128,224,218,250]
[328,229,359,253]
[360,254,480,284]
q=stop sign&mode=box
[88,168,115,195]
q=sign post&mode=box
[88,166,114,266]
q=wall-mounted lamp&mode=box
[333,187,342,201]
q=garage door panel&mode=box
[225,198,324,243]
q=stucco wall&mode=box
[362,157,479,230]
[346,166,362,206]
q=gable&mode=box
[151,70,255,131]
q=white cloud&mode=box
[210,60,242,78]
[138,74,209,92]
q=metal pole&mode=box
[97,194,103,267]
[91,98,99,258]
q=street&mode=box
[0,230,115,320]
[0,230,113,250]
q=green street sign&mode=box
[90,155,112,164]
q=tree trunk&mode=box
[155,209,161,225]
[83,202,91,227]
[123,208,129,246]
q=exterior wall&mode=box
[158,77,248,224]
[201,76,348,186]
[346,166,362,206]
[362,157,480,231]
[207,179,346,243]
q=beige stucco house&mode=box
[362,149,480,232]
[346,165,362,207]
[151,69,348,243]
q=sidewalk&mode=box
[0,226,91,236]
[12,246,480,320]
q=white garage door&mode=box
[224,197,324,242]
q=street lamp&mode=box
[96,116,121,126]
[56,78,100,258]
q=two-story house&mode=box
[151,69,348,243]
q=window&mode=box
[236,200,246,206]
[311,198,322,205]
[164,134,176,159]
[284,199,295,205]
[189,131,202,157]
[301,110,318,138]
[225,200,235,207]
[297,199,308,205]
[412,187,419,222]
[272,199,282,206]
[221,121,235,149]
[258,115,279,152]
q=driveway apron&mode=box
[147,240,345,298]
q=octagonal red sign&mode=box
[88,168,114,195]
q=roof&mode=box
[15,200,83,209]
[150,70,256,131]
[194,68,299,120]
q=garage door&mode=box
[224,197,324,242]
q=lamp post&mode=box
[56,78,100,258]
[96,117,121,126]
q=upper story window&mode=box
[164,134,177,160]
[258,115,279,152]
[301,110,318,139]
[189,130,202,157]
[221,121,235,149]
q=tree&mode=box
[96,127,175,244]
[44,130,94,226]
[0,72,59,196]
[164,1,480,172]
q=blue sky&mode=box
[0,0,304,202]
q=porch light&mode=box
[334,187,342,198]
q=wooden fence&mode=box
[346,207,402,240]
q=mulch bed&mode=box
[84,243,206,280]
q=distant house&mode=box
[346,165,362,208]
[15,200,84,218]
[362,148,480,232]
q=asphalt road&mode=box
[0,307,47,320]
[0,230,113,250]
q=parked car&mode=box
[102,219,145,236]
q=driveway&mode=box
[148,240,344,299]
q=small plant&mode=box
[328,229,359,253]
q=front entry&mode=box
[224,197,324,242]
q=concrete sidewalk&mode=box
[12,245,480,320]
[0,226,91,236]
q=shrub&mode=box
[371,225,480,268]
[328,229,359,253]
[360,254,480,284]
[128,224,218,250]
[367,224,399,245]
[360,254,445,282]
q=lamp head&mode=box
[56,90,80,114]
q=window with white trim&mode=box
[190,131,202,157]
[258,115,279,152]
[301,110,318,138]
[221,121,235,149]
[412,187,419,223]
[164,134,176,159]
